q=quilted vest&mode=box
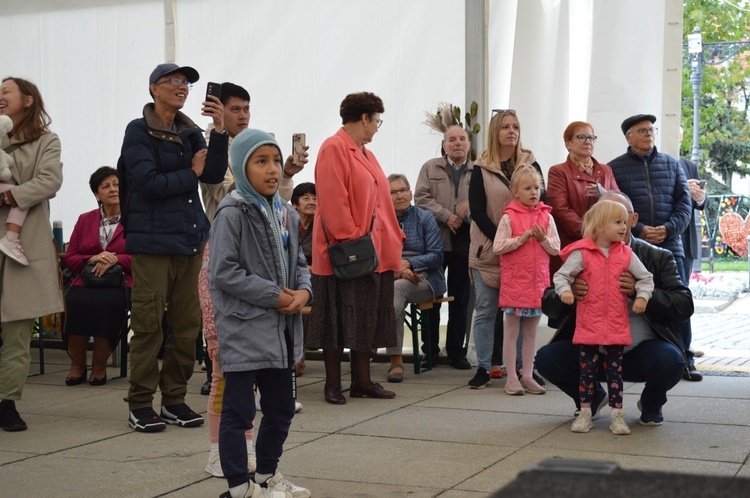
[499,200,553,309]
[559,238,633,346]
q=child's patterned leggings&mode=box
[578,345,625,409]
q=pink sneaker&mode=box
[0,236,28,266]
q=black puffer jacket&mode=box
[120,104,228,255]
[543,237,693,373]
[609,147,691,258]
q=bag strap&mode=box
[320,206,376,246]
[3,141,30,155]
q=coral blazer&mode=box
[65,209,133,288]
[312,128,403,276]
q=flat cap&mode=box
[621,114,656,135]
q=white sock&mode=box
[581,407,592,415]
[5,231,18,242]
[228,482,249,498]
[246,440,255,454]
[612,408,622,416]
[210,442,219,452]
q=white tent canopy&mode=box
[0,0,682,239]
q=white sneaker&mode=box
[610,410,632,435]
[0,236,28,266]
[205,448,224,477]
[294,401,303,413]
[222,482,291,498]
[571,410,593,433]
[266,471,311,498]
[248,442,257,474]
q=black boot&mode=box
[0,400,28,432]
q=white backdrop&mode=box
[0,0,681,240]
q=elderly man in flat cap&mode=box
[120,63,229,433]
[609,114,700,382]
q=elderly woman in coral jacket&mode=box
[547,121,619,275]
[307,91,404,405]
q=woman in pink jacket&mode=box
[308,92,404,405]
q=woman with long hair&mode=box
[0,77,64,431]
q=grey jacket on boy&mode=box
[209,192,312,373]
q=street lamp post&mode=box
[682,26,750,164]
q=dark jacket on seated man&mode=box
[537,236,694,419]
[544,236,692,359]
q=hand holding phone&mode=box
[699,179,707,189]
[292,133,306,165]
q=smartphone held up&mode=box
[205,82,222,102]
[292,133,306,165]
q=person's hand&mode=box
[456,200,469,221]
[276,290,294,310]
[278,288,311,315]
[446,214,462,234]
[202,94,224,133]
[531,224,546,242]
[400,259,412,272]
[687,179,706,203]
[400,268,420,284]
[619,271,636,297]
[571,277,589,301]
[652,225,667,244]
[208,346,219,362]
[560,290,574,305]
[284,146,309,177]
[192,149,207,177]
[93,251,118,265]
[584,183,603,198]
[632,296,647,314]
[640,225,665,244]
[519,229,533,244]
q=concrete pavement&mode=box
[1,294,749,497]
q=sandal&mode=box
[387,364,404,383]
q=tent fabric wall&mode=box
[0,0,679,240]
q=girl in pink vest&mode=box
[493,166,560,396]
[554,200,654,435]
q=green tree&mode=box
[682,0,750,189]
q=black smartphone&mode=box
[699,179,707,188]
[205,82,222,102]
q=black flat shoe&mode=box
[65,372,87,386]
[89,376,107,386]
[200,379,212,395]
[350,382,396,399]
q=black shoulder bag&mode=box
[321,210,378,281]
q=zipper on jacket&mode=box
[643,159,655,225]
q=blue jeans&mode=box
[471,268,498,371]
[536,338,684,412]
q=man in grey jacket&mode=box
[414,125,473,370]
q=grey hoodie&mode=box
[209,192,312,373]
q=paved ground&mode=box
[1,291,748,497]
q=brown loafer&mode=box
[324,383,346,405]
[350,382,396,399]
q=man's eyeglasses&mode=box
[630,127,658,137]
[492,109,516,116]
[375,118,383,129]
[154,77,192,90]
[575,135,598,143]
[390,187,410,197]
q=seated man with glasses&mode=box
[386,174,445,383]
[120,63,229,433]
[609,114,698,382]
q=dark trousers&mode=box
[673,255,694,361]
[425,251,470,360]
[220,368,295,488]
[536,338,684,412]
